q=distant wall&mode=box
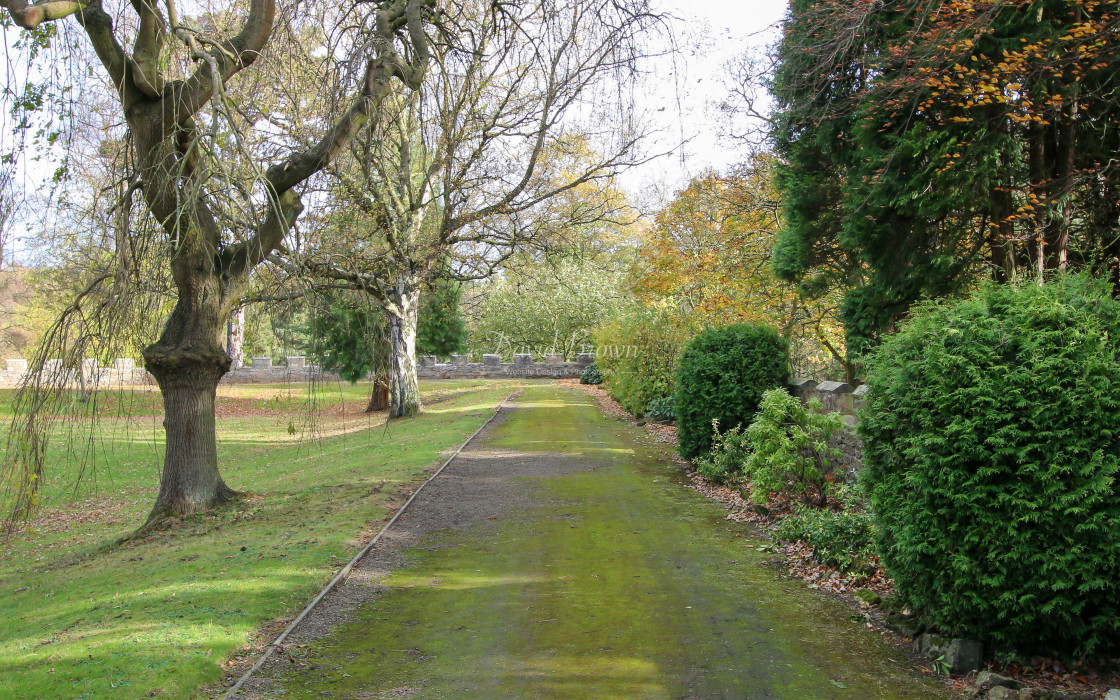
[416,353,594,380]
[788,378,870,481]
[0,356,340,388]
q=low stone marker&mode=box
[482,354,501,366]
[252,357,272,369]
[545,353,564,365]
[513,353,532,367]
[285,356,305,369]
[915,633,982,674]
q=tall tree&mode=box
[770,0,1120,355]
[1,0,436,528]
[278,0,658,418]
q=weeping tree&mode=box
[0,0,437,529]
[276,0,658,419]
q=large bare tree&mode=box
[0,0,435,528]
[278,0,658,418]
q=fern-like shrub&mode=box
[579,363,604,385]
[860,274,1120,656]
[675,323,788,459]
[694,422,751,484]
[743,389,844,506]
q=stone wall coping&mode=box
[852,384,871,397]
[816,380,853,394]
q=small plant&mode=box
[694,420,751,484]
[775,505,876,571]
[743,388,844,506]
[645,395,675,423]
[579,362,603,385]
[931,655,950,676]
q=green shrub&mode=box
[675,323,788,459]
[860,274,1120,656]
[593,304,695,414]
[694,422,751,484]
[776,506,875,571]
[579,363,603,385]
[743,388,844,506]
[645,396,676,422]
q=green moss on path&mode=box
[271,385,948,699]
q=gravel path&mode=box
[230,384,949,699]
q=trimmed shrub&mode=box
[675,323,788,459]
[645,396,676,423]
[860,274,1120,656]
[743,388,844,506]
[579,363,603,385]
[776,505,875,571]
[593,304,695,414]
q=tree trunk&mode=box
[388,279,422,419]
[226,307,246,370]
[366,375,390,412]
[145,358,236,522]
[141,268,241,525]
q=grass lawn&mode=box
[0,378,525,699]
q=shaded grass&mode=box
[0,378,526,699]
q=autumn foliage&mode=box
[772,0,1120,353]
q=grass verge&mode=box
[0,378,523,699]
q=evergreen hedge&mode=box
[860,275,1120,656]
[675,323,788,459]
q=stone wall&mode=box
[416,353,594,380]
[0,356,339,388]
[788,377,870,481]
[0,351,594,388]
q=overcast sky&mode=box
[629,0,788,197]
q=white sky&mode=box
[628,0,788,197]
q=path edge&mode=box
[220,392,516,699]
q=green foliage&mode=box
[743,389,844,506]
[860,274,1120,656]
[645,395,675,423]
[579,363,603,385]
[593,303,694,415]
[417,278,467,359]
[472,257,626,360]
[776,505,875,571]
[308,298,387,383]
[694,423,751,485]
[675,323,788,459]
[771,0,1120,355]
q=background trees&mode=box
[279,0,658,418]
[770,0,1120,356]
[470,255,629,359]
